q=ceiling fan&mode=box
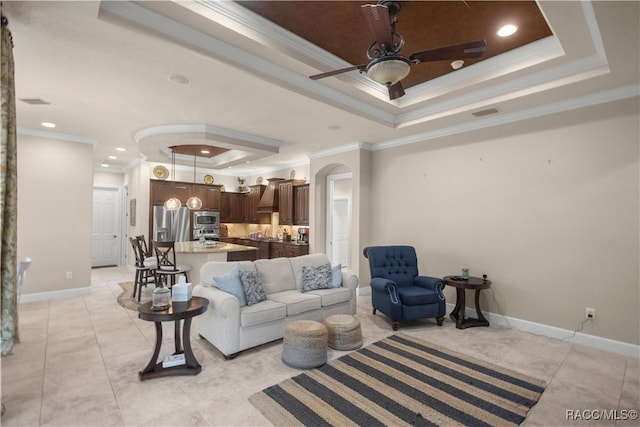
[309,1,487,100]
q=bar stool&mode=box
[152,240,191,288]
[129,237,156,302]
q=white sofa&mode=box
[193,253,358,358]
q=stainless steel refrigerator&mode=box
[152,206,191,242]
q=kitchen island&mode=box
[174,241,257,285]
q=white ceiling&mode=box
[5,1,639,175]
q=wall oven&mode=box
[193,211,220,240]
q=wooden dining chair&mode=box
[129,237,156,302]
[135,235,152,258]
[152,240,191,288]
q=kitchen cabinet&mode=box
[246,185,267,223]
[220,192,244,223]
[151,180,189,206]
[150,180,172,205]
[234,238,270,259]
[278,180,305,225]
[150,180,221,210]
[204,186,221,210]
[270,242,309,258]
[220,238,305,259]
[294,183,310,226]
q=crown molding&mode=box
[17,127,98,145]
[372,84,640,152]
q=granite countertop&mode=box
[174,241,258,254]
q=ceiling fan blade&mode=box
[309,65,366,80]
[388,81,405,100]
[361,4,393,51]
[409,39,487,63]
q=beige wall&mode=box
[17,136,94,296]
[310,147,371,282]
[367,99,639,345]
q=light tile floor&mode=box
[1,266,638,426]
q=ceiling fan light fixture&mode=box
[366,56,411,86]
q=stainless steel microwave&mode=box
[193,211,219,228]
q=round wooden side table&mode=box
[137,296,209,380]
[443,276,492,329]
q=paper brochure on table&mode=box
[162,353,185,368]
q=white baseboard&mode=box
[357,287,371,296]
[20,287,91,304]
[447,302,639,358]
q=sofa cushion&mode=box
[240,299,287,327]
[290,253,332,291]
[214,263,246,306]
[331,264,342,288]
[240,271,267,306]
[301,263,332,292]
[307,287,352,307]
[268,290,322,316]
[203,261,256,287]
[255,258,296,294]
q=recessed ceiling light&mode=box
[451,60,464,70]
[116,147,126,152]
[200,150,210,154]
[168,73,191,85]
[108,155,117,160]
[497,24,518,37]
[41,121,56,128]
[101,163,109,168]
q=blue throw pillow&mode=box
[240,270,267,306]
[331,264,342,288]
[214,264,246,306]
[301,263,332,292]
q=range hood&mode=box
[257,178,284,213]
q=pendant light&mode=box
[164,149,181,211]
[186,145,202,210]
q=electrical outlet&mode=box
[66,271,73,280]
[585,307,595,319]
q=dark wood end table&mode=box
[443,276,492,329]
[137,296,209,380]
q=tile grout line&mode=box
[38,300,51,427]
[83,286,126,425]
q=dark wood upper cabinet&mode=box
[279,180,305,225]
[294,183,310,226]
[204,186,221,210]
[247,185,267,224]
[150,179,221,210]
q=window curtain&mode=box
[1,13,18,357]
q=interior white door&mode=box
[331,198,350,268]
[92,187,121,267]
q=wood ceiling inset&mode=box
[170,144,230,159]
[237,1,552,89]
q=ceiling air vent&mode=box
[20,98,50,105]
[472,107,500,117]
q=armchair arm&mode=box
[414,276,446,300]
[371,277,400,305]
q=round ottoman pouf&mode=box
[324,314,363,351]
[282,320,328,369]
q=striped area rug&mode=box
[250,333,545,426]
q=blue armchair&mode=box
[363,246,445,330]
